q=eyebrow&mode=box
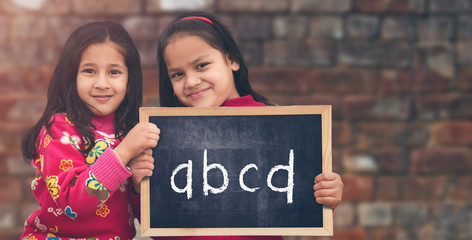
[167,55,211,72]
[79,63,125,68]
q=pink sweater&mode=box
[21,113,140,240]
[155,95,282,240]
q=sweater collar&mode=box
[221,95,264,107]
[91,113,116,128]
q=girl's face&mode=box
[164,35,240,107]
[77,41,128,116]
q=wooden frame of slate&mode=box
[139,105,333,236]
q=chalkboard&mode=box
[139,106,332,236]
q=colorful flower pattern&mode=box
[60,131,81,150]
[59,159,74,171]
[86,140,109,166]
[96,204,110,217]
[43,134,52,148]
[46,176,60,200]
[86,171,108,191]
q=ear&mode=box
[226,55,240,72]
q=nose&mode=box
[94,73,109,89]
[184,73,201,89]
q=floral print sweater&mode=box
[21,113,140,240]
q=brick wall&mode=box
[1,0,471,239]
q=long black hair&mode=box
[156,12,272,107]
[21,21,143,161]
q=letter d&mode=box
[267,149,294,204]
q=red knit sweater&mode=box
[21,113,140,240]
[154,95,282,240]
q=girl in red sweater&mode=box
[153,12,343,240]
[21,21,159,239]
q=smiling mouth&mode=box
[93,95,113,102]
[187,88,209,98]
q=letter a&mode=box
[170,160,193,199]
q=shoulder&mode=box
[48,113,75,126]
[43,113,81,138]
[36,113,85,153]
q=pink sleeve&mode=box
[91,148,131,191]
[35,116,130,220]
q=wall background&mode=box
[1,0,472,239]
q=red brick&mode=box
[0,152,8,174]
[382,17,416,40]
[415,94,472,120]
[342,175,374,201]
[458,15,472,40]
[0,177,22,203]
[273,15,308,40]
[344,96,410,121]
[309,16,343,40]
[430,0,472,13]
[346,15,380,40]
[72,0,140,14]
[142,67,159,96]
[333,229,367,240]
[0,123,31,152]
[344,147,407,174]
[340,42,413,68]
[374,148,407,173]
[0,16,9,44]
[376,177,400,200]
[123,16,174,41]
[418,18,454,42]
[333,122,352,146]
[3,0,72,14]
[0,230,23,240]
[355,0,425,13]
[0,98,45,123]
[369,229,398,240]
[264,40,335,66]
[450,176,472,200]
[11,16,47,40]
[310,68,379,95]
[143,95,160,107]
[380,70,412,95]
[6,153,34,175]
[288,94,343,119]
[432,121,472,145]
[46,16,84,45]
[292,0,351,13]
[413,70,452,93]
[218,0,288,12]
[145,0,215,13]
[457,42,472,65]
[457,68,472,92]
[332,149,342,173]
[22,67,52,94]
[133,38,159,67]
[411,148,472,174]
[357,123,429,147]
[402,176,446,201]
[0,68,23,94]
[250,67,310,95]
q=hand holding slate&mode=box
[129,148,155,193]
[114,122,160,165]
[313,172,343,209]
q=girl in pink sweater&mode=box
[150,12,343,240]
[21,21,159,239]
